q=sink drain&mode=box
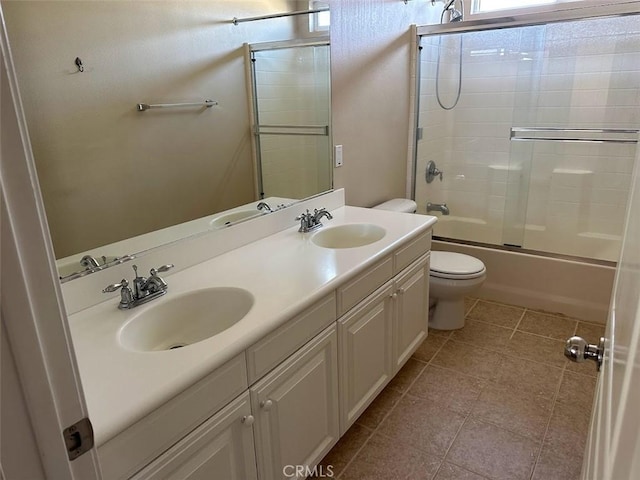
[168,343,187,350]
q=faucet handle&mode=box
[150,264,174,276]
[103,279,128,293]
[426,160,444,183]
[295,209,311,221]
[132,264,141,279]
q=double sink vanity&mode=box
[67,191,436,479]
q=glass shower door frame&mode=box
[246,37,332,200]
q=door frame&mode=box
[0,7,101,479]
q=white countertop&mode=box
[68,206,436,446]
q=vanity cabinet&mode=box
[98,226,432,480]
[338,283,395,431]
[131,392,258,480]
[392,253,430,370]
[99,354,249,480]
[251,324,339,480]
[338,240,430,432]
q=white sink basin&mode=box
[312,223,386,249]
[118,288,254,352]
[209,210,259,229]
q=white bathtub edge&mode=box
[432,240,615,324]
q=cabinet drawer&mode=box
[131,392,257,480]
[246,294,336,385]
[99,354,248,480]
[337,256,393,316]
[393,230,431,274]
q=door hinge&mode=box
[63,417,94,461]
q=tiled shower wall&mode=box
[415,15,640,261]
[253,45,331,200]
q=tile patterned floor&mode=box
[316,298,604,480]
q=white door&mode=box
[581,132,640,479]
[0,8,101,479]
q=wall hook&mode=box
[75,57,84,73]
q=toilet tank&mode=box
[373,198,417,213]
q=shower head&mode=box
[449,8,463,22]
[442,0,464,23]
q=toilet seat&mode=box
[430,251,486,280]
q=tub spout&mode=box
[427,202,450,215]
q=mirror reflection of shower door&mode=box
[249,40,331,200]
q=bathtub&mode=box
[432,239,614,324]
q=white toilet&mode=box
[373,198,486,330]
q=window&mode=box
[309,1,330,33]
[473,0,582,14]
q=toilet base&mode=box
[428,273,486,330]
[429,298,465,330]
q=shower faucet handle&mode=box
[426,161,443,183]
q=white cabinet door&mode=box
[393,254,430,372]
[131,392,258,480]
[251,325,339,480]
[338,283,394,433]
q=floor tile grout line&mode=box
[527,360,569,480]
[432,407,476,479]
[435,335,570,377]
[337,358,432,479]
[465,297,479,317]
[463,412,548,447]
[444,460,492,480]
[336,298,596,479]
[339,337,455,478]
[509,308,528,341]
[405,334,488,478]
[333,424,375,480]
[337,299,588,479]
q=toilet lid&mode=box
[430,251,486,280]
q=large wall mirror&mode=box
[2,0,331,280]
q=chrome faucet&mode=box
[427,202,450,215]
[103,263,174,309]
[296,208,333,233]
[257,201,273,213]
[80,255,101,269]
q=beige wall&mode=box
[3,0,299,258]
[4,0,437,257]
[330,0,439,207]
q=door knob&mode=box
[260,399,273,411]
[564,336,604,371]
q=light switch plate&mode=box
[334,144,343,167]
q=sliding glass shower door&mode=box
[249,40,331,200]
[414,13,640,262]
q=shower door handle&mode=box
[564,336,604,371]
